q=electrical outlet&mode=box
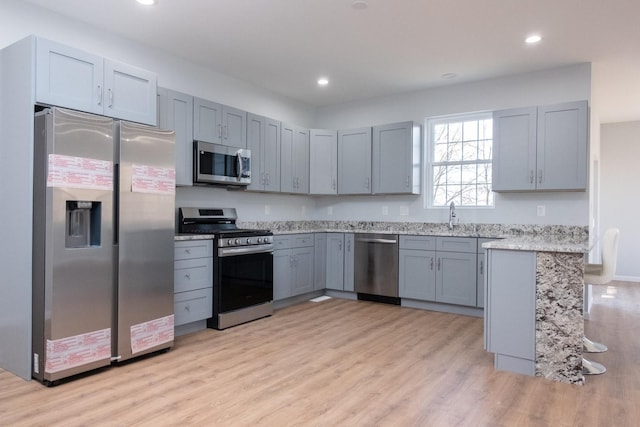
[264,205,270,215]
[537,205,546,217]
[328,206,333,215]
[382,206,389,216]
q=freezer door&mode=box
[32,108,115,383]
[115,121,176,361]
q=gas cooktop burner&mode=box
[177,207,272,243]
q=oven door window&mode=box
[219,252,273,312]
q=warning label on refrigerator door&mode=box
[45,328,111,374]
[130,314,174,354]
[131,164,176,195]
[47,154,113,191]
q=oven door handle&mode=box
[218,245,274,257]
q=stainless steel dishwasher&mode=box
[354,233,400,304]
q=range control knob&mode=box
[227,239,233,245]
[246,238,252,244]
[257,237,263,244]
[235,239,240,245]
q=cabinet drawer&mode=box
[174,240,213,260]
[399,235,437,250]
[436,237,477,253]
[274,233,314,249]
[293,234,314,247]
[174,258,212,293]
[174,288,213,326]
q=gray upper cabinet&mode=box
[36,38,157,125]
[309,129,338,195]
[372,121,421,194]
[281,123,309,194]
[193,97,247,148]
[493,100,588,192]
[247,113,281,192]
[338,127,372,195]
[158,88,193,186]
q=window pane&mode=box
[433,185,447,206]
[461,185,476,205]
[463,121,478,141]
[478,184,493,205]
[434,124,448,143]
[477,163,491,184]
[446,185,461,205]
[432,166,446,187]
[462,140,478,161]
[449,122,462,142]
[480,119,493,140]
[434,142,448,162]
[447,165,461,184]
[461,164,477,184]
[448,142,462,161]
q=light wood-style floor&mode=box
[1,282,639,426]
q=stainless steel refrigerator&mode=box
[32,107,175,384]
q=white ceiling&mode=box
[19,0,640,122]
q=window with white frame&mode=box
[428,113,494,207]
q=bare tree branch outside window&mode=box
[430,116,494,207]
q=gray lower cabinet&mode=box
[173,240,213,327]
[399,235,477,307]
[273,234,315,300]
[325,233,355,291]
[314,233,327,290]
[485,249,536,375]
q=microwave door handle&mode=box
[236,152,242,181]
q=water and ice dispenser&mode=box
[65,201,101,248]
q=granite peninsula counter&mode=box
[483,234,590,385]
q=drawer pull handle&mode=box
[185,249,191,254]
[185,305,190,312]
[185,273,191,279]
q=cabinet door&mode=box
[399,249,436,300]
[273,249,292,301]
[293,127,310,194]
[436,252,477,306]
[326,234,345,290]
[263,118,281,192]
[492,107,537,191]
[247,113,265,191]
[343,234,355,292]
[159,88,193,186]
[35,38,103,115]
[372,122,420,194]
[314,233,327,290]
[104,59,157,125]
[222,105,247,149]
[536,101,588,191]
[292,247,314,296]
[309,129,338,195]
[193,97,222,143]
[476,238,494,308]
[486,249,535,361]
[338,127,372,194]
[280,123,295,193]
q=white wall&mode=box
[313,65,592,225]
[600,121,640,281]
[0,0,315,128]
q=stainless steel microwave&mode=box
[194,140,251,186]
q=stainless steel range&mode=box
[178,207,273,329]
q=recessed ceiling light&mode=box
[136,0,156,5]
[441,73,458,79]
[525,34,542,44]
[317,78,329,86]
[352,1,368,10]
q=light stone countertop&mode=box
[176,221,589,253]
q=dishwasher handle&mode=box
[356,238,397,244]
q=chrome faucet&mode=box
[448,201,457,230]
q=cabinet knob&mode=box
[97,84,102,106]
[437,258,441,271]
[185,273,191,280]
[538,169,543,184]
[108,88,113,108]
[530,170,534,184]
[184,305,190,312]
[185,249,191,254]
